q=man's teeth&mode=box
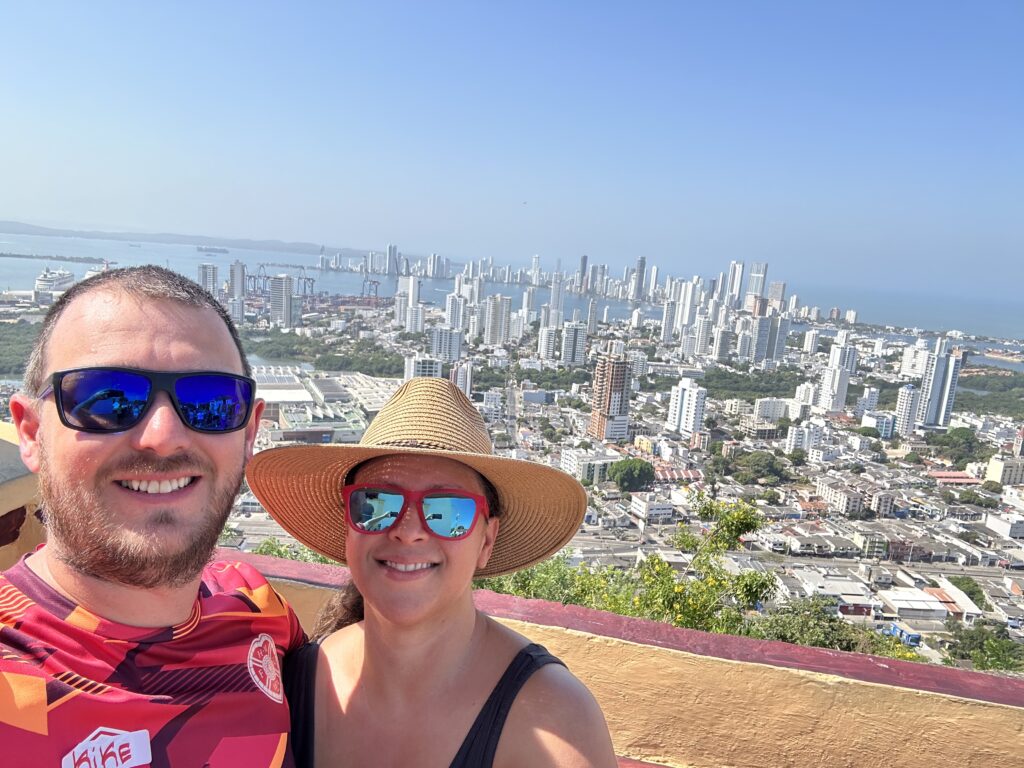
[385,561,435,572]
[119,477,194,494]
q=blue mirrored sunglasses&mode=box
[38,366,256,434]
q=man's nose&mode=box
[130,392,191,455]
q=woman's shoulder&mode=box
[496,646,617,768]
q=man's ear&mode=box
[476,517,500,570]
[10,393,42,473]
[243,399,265,461]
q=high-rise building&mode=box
[803,329,820,355]
[630,256,646,302]
[829,344,858,374]
[767,281,786,303]
[449,359,473,398]
[895,384,920,437]
[229,260,246,299]
[522,286,537,316]
[694,314,713,356]
[445,292,467,329]
[530,254,542,286]
[406,304,425,333]
[916,338,967,428]
[586,298,598,334]
[404,354,442,381]
[560,322,588,367]
[549,272,564,328]
[587,355,630,442]
[711,329,733,362]
[660,300,676,344]
[817,366,850,413]
[746,262,768,298]
[483,294,512,346]
[537,326,559,360]
[727,260,744,308]
[577,254,588,293]
[198,263,218,295]
[430,326,463,362]
[269,274,294,328]
[665,378,707,438]
[386,243,399,275]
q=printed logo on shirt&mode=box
[248,632,284,703]
[62,727,152,768]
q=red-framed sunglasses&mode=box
[342,484,490,540]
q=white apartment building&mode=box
[665,377,707,438]
[403,355,442,382]
[785,423,823,453]
[537,326,559,361]
[560,322,588,367]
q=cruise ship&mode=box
[82,260,113,280]
[34,267,75,292]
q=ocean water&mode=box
[0,232,1020,341]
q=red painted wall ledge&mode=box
[224,550,1024,709]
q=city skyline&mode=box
[1,3,1021,303]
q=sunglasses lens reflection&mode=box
[349,489,404,532]
[422,496,478,538]
[347,488,480,538]
[55,368,252,434]
[60,369,152,431]
[175,374,252,432]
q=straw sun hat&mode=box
[246,377,587,578]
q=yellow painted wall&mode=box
[273,578,1023,768]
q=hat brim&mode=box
[246,444,587,578]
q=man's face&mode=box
[12,289,263,588]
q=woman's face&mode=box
[344,454,499,627]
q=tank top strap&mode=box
[449,643,565,768]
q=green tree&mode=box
[981,480,1003,494]
[944,619,1024,672]
[607,458,656,492]
[253,537,333,564]
[744,596,919,661]
[788,448,807,466]
[0,321,40,376]
[947,575,990,610]
[903,452,923,464]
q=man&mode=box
[2,266,304,767]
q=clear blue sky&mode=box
[1,1,1020,295]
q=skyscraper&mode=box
[577,254,588,293]
[660,300,676,344]
[817,366,850,413]
[429,326,463,362]
[549,272,564,328]
[449,359,473,398]
[483,294,512,346]
[560,322,588,367]
[197,263,218,295]
[895,384,920,437]
[665,378,707,438]
[916,339,967,427]
[537,326,559,360]
[587,355,630,442]
[269,274,294,328]
[727,260,744,308]
[746,262,768,298]
[385,243,399,276]
[630,256,646,302]
[229,260,246,299]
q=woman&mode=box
[247,377,617,768]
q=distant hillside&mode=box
[0,220,371,260]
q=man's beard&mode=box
[38,446,244,589]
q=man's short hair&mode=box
[23,264,251,396]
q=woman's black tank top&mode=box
[284,642,564,768]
